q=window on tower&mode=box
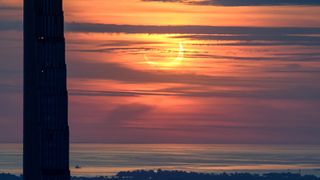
[38,36,45,40]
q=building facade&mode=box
[24,0,70,179]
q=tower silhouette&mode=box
[23,0,70,179]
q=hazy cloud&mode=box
[105,103,154,127]
[0,5,21,11]
[69,60,274,87]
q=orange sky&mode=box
[0,0,320,143]
[64,0,320,27]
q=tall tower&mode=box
[23,0,70,179]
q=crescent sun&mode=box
[144,42,184,67]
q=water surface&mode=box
[1,144,320,177]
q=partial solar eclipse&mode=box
[144,42,184,67]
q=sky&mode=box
[0,0,320,144]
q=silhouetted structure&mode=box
[24,0,70,179]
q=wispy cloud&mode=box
[68,59,320,101]
[174,34,320,46]
[2,20,320,36]
[69,84,320,101]
[65,23,320,46]
[142,0,320,6]
[2,21,320,48]
[65,23,320,35]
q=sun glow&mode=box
[144,42,184,69]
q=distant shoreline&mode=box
[2,168,320,177]
[1,170,320,180]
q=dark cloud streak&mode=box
[69,86,320,101]
[173,34,320,46]
[2,20,320,37]
[65,22,320,35]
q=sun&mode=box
[144,42,185,69]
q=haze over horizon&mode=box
[1,0,320,144]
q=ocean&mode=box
[1,144,320,177]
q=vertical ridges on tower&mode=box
[24,0,70,179]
